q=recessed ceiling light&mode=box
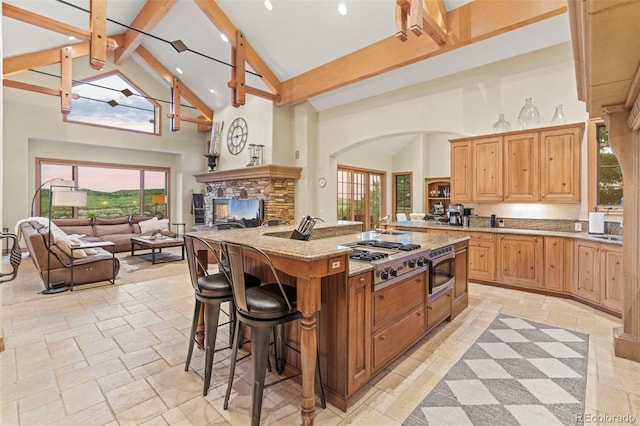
[220,33,229,43]
[209,89,216,94]
[264,0,273,11]
[176,67,183,74]
[338,3,347,16]
[68,36,76,40]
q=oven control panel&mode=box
[428,245,454,261]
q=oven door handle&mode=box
[429,250,455,265]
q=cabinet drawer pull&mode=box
[359,277,365,283]
[379,335,385,341]
[427,305,433,310]
[377,294,385,301]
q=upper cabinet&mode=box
[450,141,473,202]
[449,123,585,203]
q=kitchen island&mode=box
[194,221,469,422]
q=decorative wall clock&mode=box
[227,117,248,155]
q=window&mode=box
[393,172,412,217]
[337,166,386,230]
[588,120,623,212]
[65,71,160,135]
[37,159,169,218]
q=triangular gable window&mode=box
[65,71,160,135]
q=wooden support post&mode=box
[60,47,73,114]
[395,1,409,42]
[409,0,424,36]
[89,0,107,70]
[231,30,246,107]
[170,76,181,132]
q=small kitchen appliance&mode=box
[448,203,464,226]
[589,211,605,234]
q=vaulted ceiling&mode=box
[3,0,570,125]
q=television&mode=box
[212,198,264,228]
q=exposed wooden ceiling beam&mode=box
[3,36,123,77]
[135,45,213,122]
[114,0,177,65]
[279,0,566,105]
[2,1,119,50]
[193,0,282,95]
[89,0,108,70]
[3,79,80,99]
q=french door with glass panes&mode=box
[337,166,386,230]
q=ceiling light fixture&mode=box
[176,67,183,74]
[338,3,347,16]
[220,33,229,43]
[264,0,273,11]
[68,36,76,40]
[209,89,216,93]
[169,39,189,53]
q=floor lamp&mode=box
[30,177,65,217]
[153,194,166,217]
[43,184,87,294]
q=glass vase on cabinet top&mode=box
[517,98,540,129]
[550,104,567,125]
[492,113,511,133]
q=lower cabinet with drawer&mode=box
[371,269,427,374]
[427,290,452,330]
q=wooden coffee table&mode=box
[130,236,185,264]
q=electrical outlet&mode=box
[498,219,504,228]
[575,222,582,232]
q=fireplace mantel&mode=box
[194,164,302,183]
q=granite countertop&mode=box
[191,221,469,277]
[388,220,623,245]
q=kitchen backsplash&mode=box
[468,216,622,235]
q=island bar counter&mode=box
[194,221,469,424]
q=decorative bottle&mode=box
[492,113,511,133]
[517,98,540,129]
[550,104,567,125]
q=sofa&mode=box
[20,219,120,287]
[19,215,177,287]
[53,216,177,252]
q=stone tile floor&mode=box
[1,253,639,425]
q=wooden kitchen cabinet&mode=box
[452,241,468,318]
[371,270,426,373]
[544,236,568,292]
[540,126,582,202]
[450,141,473,202]
[503,132,539,201]
[347,273,371,394]
[449,123,584,203]
[573,240,601,303]
[497,234,544,288]
[601,244,623,312]
[473,136,503,201]
[425,177,451,216]
[467,232,496,282]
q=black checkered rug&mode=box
[404,315,589,426]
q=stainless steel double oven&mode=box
[427,245,455,299]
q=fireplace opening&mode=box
[212,198,264,228]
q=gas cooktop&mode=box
[343,239,430,287]
[356,239,422,251]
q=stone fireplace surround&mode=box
[194,165,302,226]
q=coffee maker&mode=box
[448,203,464,226]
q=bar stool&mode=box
[183,234,260,396]
[220,240,326,426]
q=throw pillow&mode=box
[138,217,160,234]
[55,235,87,258]
[158,218,170,231]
